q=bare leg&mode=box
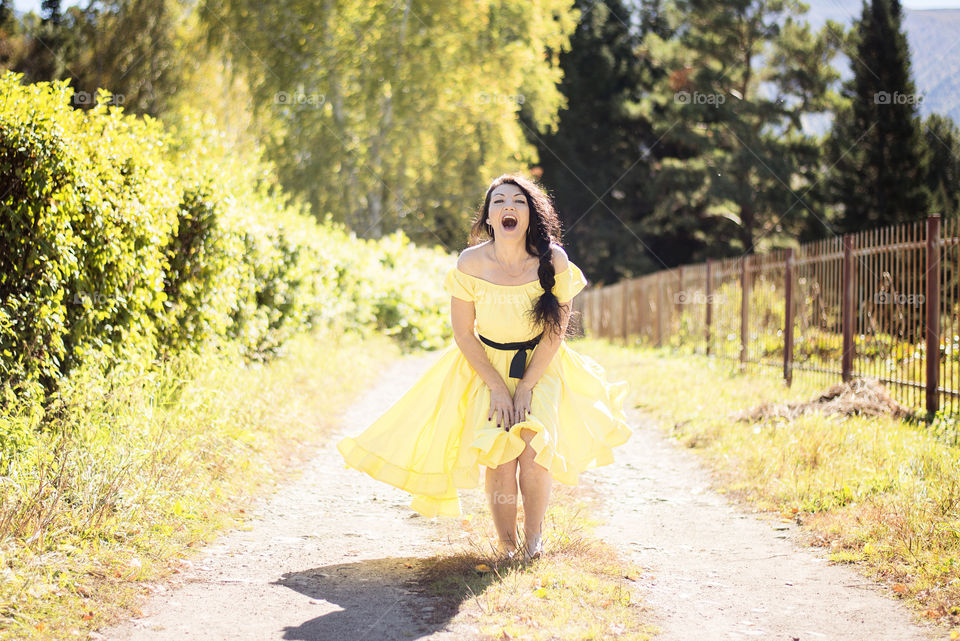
[517,428,552,556]
[485,458,519,553]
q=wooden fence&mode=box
[572,215,960,416]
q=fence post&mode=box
[740,255,750,367]
[656,273,664,347]
[926,214,941,415]
[784,248,795,386]
[841,235,854,382]
[603,287,610,340]
[622,280,630,345]
[705,259,713,356]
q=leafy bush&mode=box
[0,77,178,401]
[0,71,457,427]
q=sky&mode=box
[12,0,960,11]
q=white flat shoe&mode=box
[523,526,544,561]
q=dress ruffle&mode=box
[337,338,632,518]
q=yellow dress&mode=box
[336,260,633,518]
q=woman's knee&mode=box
[486,460,518,477]
[518,447,549,477]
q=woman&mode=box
[337,174,632,562]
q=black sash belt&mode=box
[478,332,543,379]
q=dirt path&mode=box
[100,349,950,641]
[587,407,947,641]
[99,351,476,641]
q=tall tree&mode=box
[922,113,960,219]
[526,0,659,282]
[200,0,579,250]
[41,0,62,25]
[0,0,13,69]
[16,0,67,81]
[641,0,841,259]
[66,0,187,117]
[825,0,929,232]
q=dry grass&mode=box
[0,327,404,640]
[734,377,915,422]
[417,483,657,641]
[572,338,960,634]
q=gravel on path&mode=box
[588,407,948,641]
[100,348,951,641]
[100,351,473,641]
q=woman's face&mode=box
[487,184,530,239]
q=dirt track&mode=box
[99,347,950,641]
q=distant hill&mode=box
[804,1,960,124]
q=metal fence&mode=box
[572,215,960,416]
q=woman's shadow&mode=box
[275,551,507,641]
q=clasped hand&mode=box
[488,382,533,430]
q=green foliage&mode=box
[0,326,401,637]
[640,0,842,256]
[921,113,960,218]
[0,71,458,419]
[159,180,239,353]
[930,410,960,448]
[0,74,178,399]
[531,0,657,283]
[825,0,931,231]
[200,0,579,249]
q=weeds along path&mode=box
[100,346,946,641]
[587,405,945,641]
[100,350,468,641]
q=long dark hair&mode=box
[468,174,575,339]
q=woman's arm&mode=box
[451,296,508,394]
[451,290,516,428]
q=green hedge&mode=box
[0,71,455,425]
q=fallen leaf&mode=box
[924,609,940,619]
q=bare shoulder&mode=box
[457,242,489,278]
[550,243,569,273]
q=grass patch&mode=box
[418,482,656,640]
[0,327,407,640]
[573,338,960,631]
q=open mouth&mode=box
[502,214,518,230]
